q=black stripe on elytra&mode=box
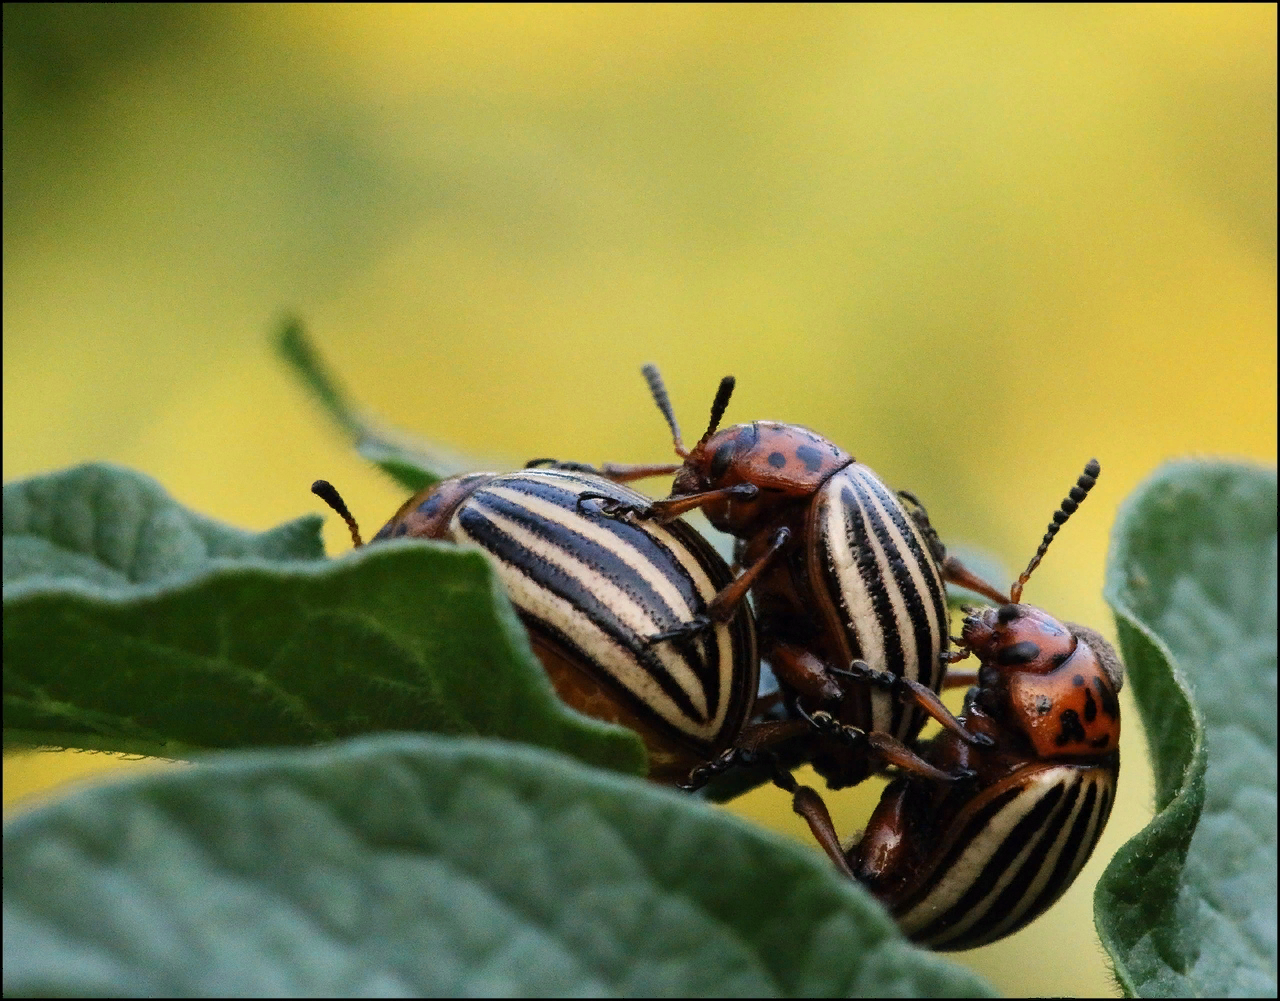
[817,477,903,734]
[852,468,949,694]
[922,778,1075,949]
[962,774,1094,948]
[996,775,1107,945]
[833,470,940,737]
[457,476,722,725]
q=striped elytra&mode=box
[620,370,1123,949]
[808,464,951,746]
[352,467,759,782]
[889,762,1116,950]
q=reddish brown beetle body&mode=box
[670,421,852,538]
[846,603,1122,949]
[615,370,1121,948]
[314,465,760,784]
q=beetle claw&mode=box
[576,492,642,518]
[648,615,713,645]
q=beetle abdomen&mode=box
[895,760,1117,951]
[811,463,950,740]
[448,469,758,754]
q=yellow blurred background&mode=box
[4,5,1274,995]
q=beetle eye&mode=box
[710,441,736,481]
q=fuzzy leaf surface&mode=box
[2,734,996,997]
[1100,461,1277,997]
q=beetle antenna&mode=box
[641,364,687,457]
[1011,459,1100,602]
[702,376,736,443]
[312,479,364,548]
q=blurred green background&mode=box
[3,5,1275,995]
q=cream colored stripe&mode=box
[456,490,717,729]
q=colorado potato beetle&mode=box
[788,460,1123,949]
[593,368,1010,790]
[312,465,760,783]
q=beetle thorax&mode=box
[675,422,852,537]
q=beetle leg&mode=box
[939,666,981,689]
[595,461,685,482]
[898,489,1009,605]
[679,746,748,791]
[647,614,714,644]
[940,556,1010,606]
[766,643,845,704]
[525,458,684,482]
[575,492,643,517]
[774,772,860,881]
[678,718,810,790]
[798,707,976,782]
[835,661,994,747]
[701,526,790,621]
[642,483,760,522]
[648,526,791,646]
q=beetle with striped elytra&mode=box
[586,366,1016,792]
[788,462,1123,949]
[311,367,1121,949]
[310,462,763,785]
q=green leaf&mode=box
[276,315,485,492]
[3,463,644,774]
[1099,460,1277,997]
[4,461,326,587]
[1,734,995,997]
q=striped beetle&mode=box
[311,465,759,783]
[591,368,1011,791]
[788,461,1123,949]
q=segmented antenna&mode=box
[1011,459,1100,602]
[641,364,686,456]
[312,479,364,548]
[703,376,736,443]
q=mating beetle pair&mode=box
[311,368,1121,951]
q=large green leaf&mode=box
[1100,461,1277,997]
[2,734,995,997]
[3,463,643,773]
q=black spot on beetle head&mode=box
[996,604,1023,624]
[1054,708,1087,746]
[997,640,1041,666]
